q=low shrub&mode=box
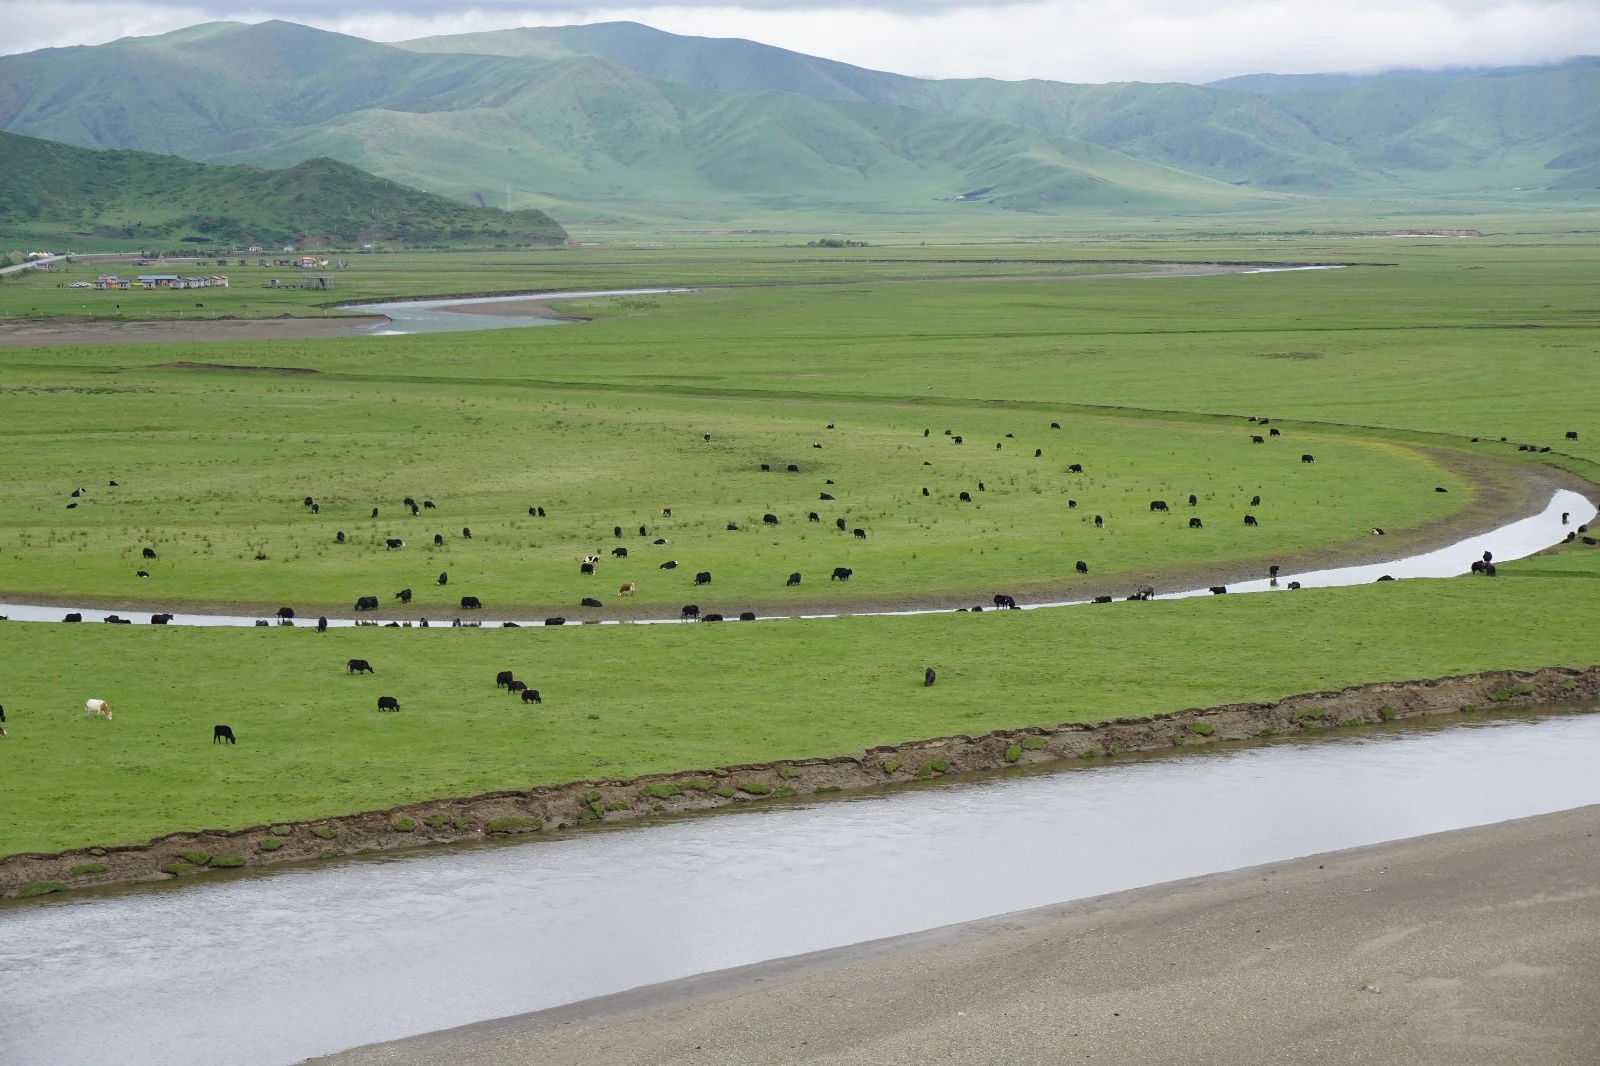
[915,759,949,778]
[882,760,901,774]
[425,814,452,829]
[602,801,629,812]
[320,849,337,860]
[1290,709,1326,725]
[70,862,108,876]
[773,787,796,798]
[581,790,602,805]
[485,816,542,835]
[738,782,772,796]
[311,827,338,840]
[1461,704,1478,713]
[1256,729,1277,738]
[1380,706,1396,722]
[269,825,293,837]
[639,782,682,800]
[1489,684,1536,702]
[453,817,475,830]
[209,855,245,868]
[258,838,284,852]
[1021,736,1048,750]
[1340,717,1363,727]
[714,787,735,798]
[19,881,65,898]
[178,850,212,866]
[650,803,667,813]
[778,767,802,779]
[1562,679,1579,690]
[1080,749,1099,759]
[392,818,416,832]
[159,861,195,875]
[576,807,602,822]
[1186,721,1215,736]
[1004,744,1023,763]
[814,785,842,794]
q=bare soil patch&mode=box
[0,315,385,347]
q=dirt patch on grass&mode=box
[161,361,322,374]
[0,316,385,347]
[4,665,1593,900]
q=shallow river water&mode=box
[3,708,1598,1066]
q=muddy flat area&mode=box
[0,315,385,347]
[319,803,1600,1066]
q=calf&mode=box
[142,547,157,559]
[694,571,712,585]
[619,583,637,595]
[787,572,802,586]
[1567,431,1579,440]
[1288,581,1302,590]
[312,504,319,513]
[727,523,739,531]
[460,596,482,609]
[661,508,673,517]
[924,667,936,687]
[660,560,679,570]
[377,696,400,712]
[213,724,236,745]
[831,567,853,581]
[760,464,771,472]
[521,688,542,703]
[496,670,515,688]
[347,659,374,674]
[85,699,112,719]
[136,570,149,578]
[581,597,603,608]
[1371,528,1386,536]
[395,589,412,603]
[424,500,435,509]
[614,526,623,538]
[1068,463,1083,473]
[304,496,314,507]
[354,596,379,611]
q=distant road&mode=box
[0,253,68,276]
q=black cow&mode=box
[996,443,1002,450]
[545,617,566,626]
[787,573,802,586]
[615,525,623,537]
[813,443,822,449]
[1377,575,1395,582]
[372,508,379,518]
[355,596,379,611]
[213,725,236,744]
[496,671,515,688]
[763,514,780,525]
[740,612,756,621]
[0,704,5,723]
[1076,561,1088,574]
[1562,512,1571,525]
[831,567,853,581]
[1094,515,1103,528]
[1301,454,1315,463]
[538,507,546,518]
[67,502,77,509]
[704,433,711,441]
[787,464,799,472]
[1035,449,1042,458]
[403,497,416,508]
[925,428,931,436]
[1371,528,1386,536]
[1567,431,1579,440]
[410,505,420,516]
[694,571,712,585]
[729,523,740,530]
[1251,495,1261,506]
[1269,565,1280,577]
[1436,486,1449,493]
[1483,551,1493,563]
[809,512,820,522]
[836,518,847,531]
[978,482,985,492]
[820,492,835,501]
[1484,564,1497,576]
[853,528,867,539]
[1188,495,1198,506]
[521,688,542,703]
[1189,517,1203,528]
[959,491,972,502]
[347,659,374,674]
[1251,435,1264,444]
[612,547,628,558]
[761,464,771,471]
[924,667,936,687]
[1288,581,1302,590]
[703,613,724,622]
[304,496,314,507]
[1068,463,1083,473]
[395,589,412,603]
[311,504,320,514]
[377,696,400,712]
[922,487,929,496]
[108,615,132,624]
[336,532,346,544]
[151,613,173,624]
[682,605,700,620]
[508,680,526,693]
[581,597,603,608]
[462,528,472,538]
[424,500,435,509]
[142,547,157,559]
[1150,500,1168,512]
[437,572,448,585]
[529,507,539,516]
[461,596,482,609]
[639,525,648,536]
[662,508,673,517]
[317,617,328,632]
[278,606,295,619]
[1244,515,1258,526]
[136,570,149,578]
[580,562,595,575]
[1051,422,1061,429]
[376,537,401,552]
[1269,428,1280,437]
[434,534,444,546]
[1068,500,1077,509]
[1207,586,1227,595]
[661,560,679,570]
[993,594,1017,609]
[1093,595,1113,603]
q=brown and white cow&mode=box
[85,699,112,720]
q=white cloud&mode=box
[2,0,1597,84]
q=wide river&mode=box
[3,708,1599,1066]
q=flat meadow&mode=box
[0,232,1596,856]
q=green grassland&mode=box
[0,233,1596,857]
[1,546,1596,857]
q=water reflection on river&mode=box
[3,708,1598,1066]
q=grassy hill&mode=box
[0,130,567,247]
[1,19,1594,224]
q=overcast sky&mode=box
[4,0,1598,83]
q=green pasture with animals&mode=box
[0,551,1596,857]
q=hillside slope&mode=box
[0,130,567,246]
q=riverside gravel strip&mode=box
[5,665,1593,899]
[312,803,1600,1066]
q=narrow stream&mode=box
[2,708,1597,1066]
[340,287,693,335]
[1,489,1590,627]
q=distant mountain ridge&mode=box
[0,129,567,247]
[1,20,1595,223]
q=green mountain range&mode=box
[0,129,567,247]
[1,19,1595,224]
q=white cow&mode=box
[85,699,112,720]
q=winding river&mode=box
[2,488,1591,627]
[3,707,1598,1066]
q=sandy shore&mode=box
[314,803,1600,1066]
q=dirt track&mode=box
[314,802,1600,1066]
